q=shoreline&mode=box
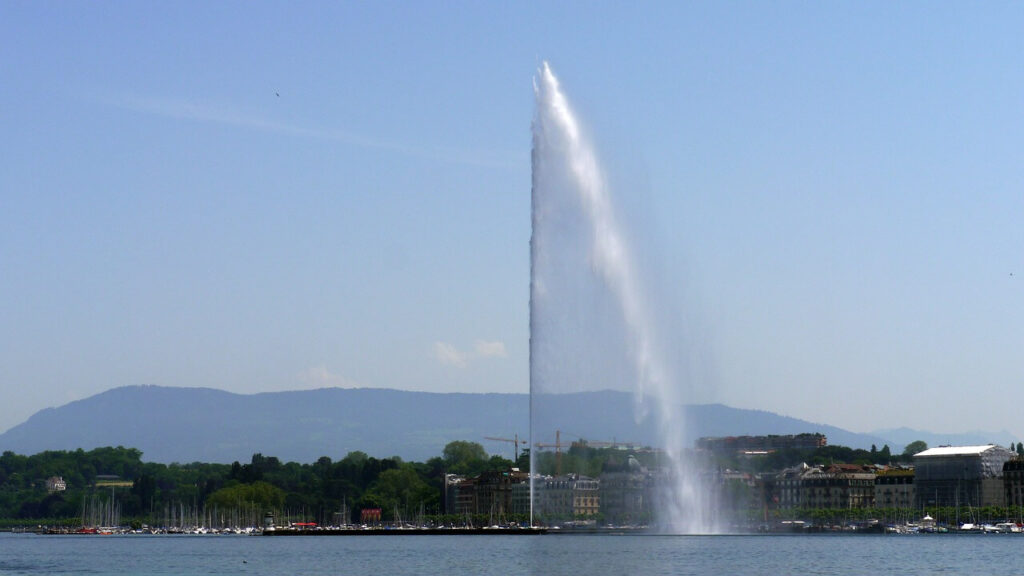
[263,526,549,536]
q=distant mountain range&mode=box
[0,386,1014,464]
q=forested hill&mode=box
[0,385,891,463]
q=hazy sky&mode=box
[2,3,1022,440]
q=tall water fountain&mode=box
[529,62,718,533]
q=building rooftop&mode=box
[914,445,999,457]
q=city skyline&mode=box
[2,3,1022,438]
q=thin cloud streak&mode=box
[106,93,521,170]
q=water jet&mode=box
[529,62,718,533]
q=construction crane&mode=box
[534,430,566,476]
[573,439,640,450]
[535,432,643,476]
[484,434,527,461]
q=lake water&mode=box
[1,532,1021,575]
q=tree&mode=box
[902,440,928,459]
[516,448,530,472]
[1016,442,1023,456]
[364,466,435,520]
[206,481,285,511]
[126,474,158,516]
[442,441,488,474]
[341,451,368,467]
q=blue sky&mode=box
[2,2,1022,441]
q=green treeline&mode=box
[4,438,1015,529]
[0,441,525,528]
[717,442,920,473]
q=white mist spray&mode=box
[530,62,717,533]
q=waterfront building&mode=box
[45,476,67,493]
[1002,457,1024,508]
[913,445,1015,508]
[775,463,875,509]
[697,433,827,455]
[777,463,810,509]
[599,455,654,525]
[453,476,478,517]
[800,464,876,509]
[447,469,530,520]
[443,474,465,515]
[536,474,600,523]
[758,471,781,515]
[511,478,531,517]
[718,469,760,517]
[474,468,530,518]
[874,468,915,509]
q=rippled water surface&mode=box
[2,532,1021,575]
